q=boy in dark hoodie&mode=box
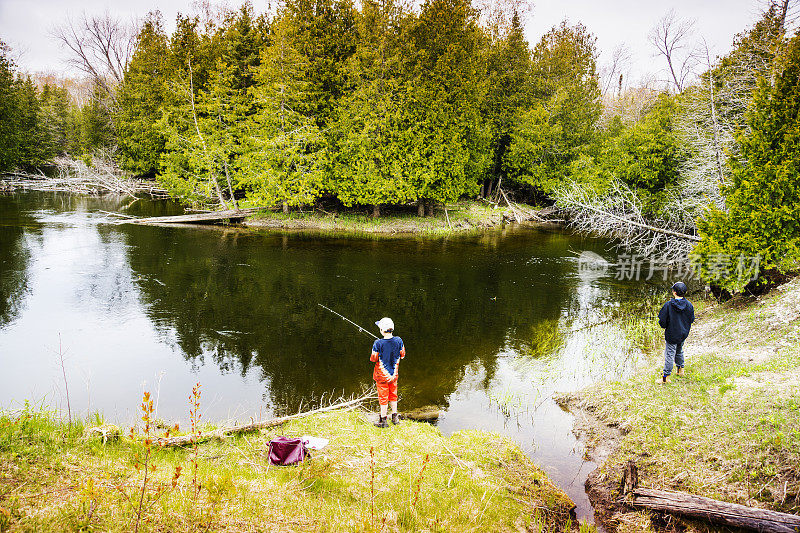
[657,281,695,384]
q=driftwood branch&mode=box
[621,462,800,532]
[118,208,262,226]
[555,179,698,263]
[2,157,170,199]
[157,391,377,447]
[631,487,800,533]
[568,199,701,242]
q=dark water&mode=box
[0,191,656,523]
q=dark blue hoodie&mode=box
[658,297,695,344]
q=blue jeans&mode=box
[663,341,684,377]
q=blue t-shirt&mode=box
[371,336,405,381]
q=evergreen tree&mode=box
[38,84,73,157]
[482,12,532,197]
[117,11,170,175]
[0,42,21,171]
[80,81,115,154]
[503,21,601,198]
[328,0,415,214]
[284,0,358,128]
[404,0,491,211]
[693,33,800,292]
[15,77,52,168]
[241,14,323,209]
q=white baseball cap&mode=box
[375,317,394,331]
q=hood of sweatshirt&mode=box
[671,298,690,312]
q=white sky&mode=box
[0,0,769,84]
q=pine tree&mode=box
[284,0,358,128]
[328,0,415,215]
[404,0,490,212]
[482,12,532,198]
[0,42,21,171]
[117,11,170,176]
[242,15,323,209]
[38,84,73,158]
[158,9,256,207]
[693,33,800,292]
[79,81,115,155]
[503,21,601,197]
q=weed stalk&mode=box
[190,382,202,500]
[56,334,72,427]
[134,391,155,533]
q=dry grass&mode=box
[0,406,577,532]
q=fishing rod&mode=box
[318,303,379,339]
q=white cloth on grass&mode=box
[301,435,329,450]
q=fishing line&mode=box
[318,303,379,339]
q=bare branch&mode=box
[648,9,701,92]
[555,179,698,263]
[50,12,138,101]
[600,43,632,96]
[474,0,533,40]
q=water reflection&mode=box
[0,194,38,327]
[119,223,584,412]
[0,191,656,524]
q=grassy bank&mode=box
[564,280,800,532]
[243,201,536,236]
[0,404,578,532]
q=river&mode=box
[0,190,659,524]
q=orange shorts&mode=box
[376,379,398,405]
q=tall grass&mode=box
[0,395,579,532]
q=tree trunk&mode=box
[417,199,425,217]
[157,392,376,447]
[425,202,435,217]
[282,202,289,214]
[372,204,381,218]
[631,487,800,533]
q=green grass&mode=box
[244,201,517,237]
[574,283,800,531]
[0,405,578,532]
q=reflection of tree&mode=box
[0,191,185,328]
[124,227,581,412]
[0,195,35,327]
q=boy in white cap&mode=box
[370,317,405,428]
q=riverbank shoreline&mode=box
[0,406,580,531]
[559,279,800,532]
[242,200,554,236]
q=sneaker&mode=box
[374,416,388,428]
[677,368,685,377]
[391,413,401,425]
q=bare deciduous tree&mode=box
[673,41,731,222]
[649,9,700,92]
[51,12,138,101]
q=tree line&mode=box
[1,0,799,293]
[1,0,602,215]
[115,0,605,215]
[0,44,113,171]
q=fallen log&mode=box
[119,208,262,226]
[631,487,800,533]
[157,391,376,447]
